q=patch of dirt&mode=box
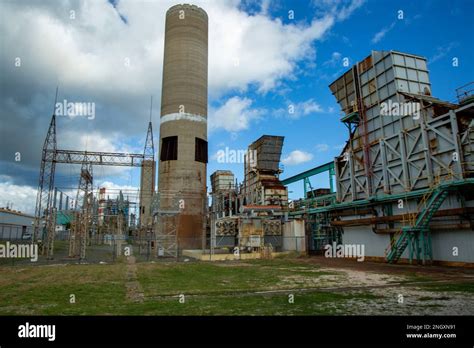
[125,256,144,303]
[301,256,474,280]
[347,286,474,315]
[277,273,343,288]
[324,267,406,287]
[214,262,253,267]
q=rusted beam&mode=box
[330,207,474,226]
[374,223,472,234]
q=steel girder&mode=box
[336,106,469,202]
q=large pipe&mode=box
[330,207,474,227]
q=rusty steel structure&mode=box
[210,136,291,252]
[69,162,93,259]
[33,107,154,259]
[33,97,57,258]
[139,119,156,228]
[283,51,474,266]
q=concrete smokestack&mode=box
[158,4,208,249]
[139,160,155,226]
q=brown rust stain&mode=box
[178,214,203,249]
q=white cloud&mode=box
[60,129,141,155]
[315,143,330,152]
[429,42,459,64]
[57,129,143,179]
[208,8,335,94]
[300,99,324,115]
[0,0,350,101]
[96,181,140,200]
[0,181,37,215]
[282,150,313,165]
[336,0,366,20]
[0,0,365,103]
[371,21,396,44]
[323,51,342,67]
[312,0,366,21]
[209,96,264,132]
[259,0,271,16]
[276,98,324,119]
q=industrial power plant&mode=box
[9,4,469,268]
[2,2,474,341]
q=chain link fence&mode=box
[0,234,308,266]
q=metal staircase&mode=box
[385,230,409,264]
[385,186,449,264]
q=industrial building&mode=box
[98,188,134,233]
[0,208,35,240]
[208,51,473,266]
[209,135,305,256]
[25,2,473,267]
[282,51,474,266]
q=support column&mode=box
[33,111,57,259]
[420,121,433,185]
[380,140,389,193]
[448,110,464,179]
[399,132,410,190]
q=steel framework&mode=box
[336,106,467,202]
[69,162,93,259]
[139,120,155,227]
[33,114,57,257]
[55,150,144,167]
[33,112,150,259]
[153,191,181,259]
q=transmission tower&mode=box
[139,100,156,228]
[33,90,58,258]
[69,162,93,259]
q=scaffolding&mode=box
[153,191,180,259]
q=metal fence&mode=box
[0,235,308,266]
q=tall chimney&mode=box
[158,4,208,249]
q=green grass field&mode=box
[0,257,472,315]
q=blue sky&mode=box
[1,0,473,213]
[206,0,474,199]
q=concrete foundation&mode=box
[341,224,474,263]
[282,219,306,252]
[182,249,296,261]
